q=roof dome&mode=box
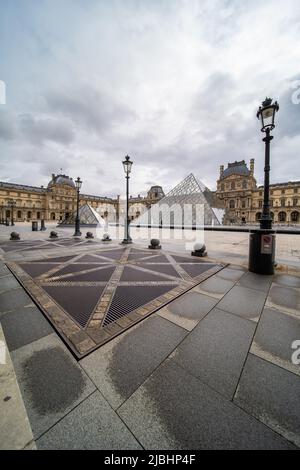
[220,161,250,180]
[48,174,75,188]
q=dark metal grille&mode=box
[55,263,99,277]
[179,263,216,278]
[172,255,206,263]
[120,266,170,282]
[61,266,115,282]
[34,255,74,263]
[43,285,105,327]
[149,254,170,263]
[138,263,181,278]
[20,263,58,278]
[98,249,125,260]
[103,284,175,326]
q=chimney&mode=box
[220,165,224,177]
[250,158,254,175]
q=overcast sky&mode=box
[0,0,299,197]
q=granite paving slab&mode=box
[250,307,300,376]
[237,271,273,293]
[266,284,300,319]
[1,305,54,352]
[0,274,21,294]
[217,285,267,322]
[157,291,218,331]
[80,315,188,409]
[11,333,96,439]
[36,391,141,450]
[118,358,294,450]
[171,308,256,398]
[234,354,300,448]
[193,276,235,299]
[0,288,34,318]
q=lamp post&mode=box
[249,97,279,275]
[73,177,82,237]
[121,155,133,244]
[8,199,16,226]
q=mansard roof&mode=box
[220,160,250,180]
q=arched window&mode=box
[278,211,286,222]
[37,212,41,219]
[27,211,32,219]
[17,210,22,219]
[231,182,235,190]
[281,199,285,207]
[256,212,262,221]
[229,200,235,209]
[51,212,56,220]
[291,211,299,222]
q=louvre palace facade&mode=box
[0,164,299,226]
[215,160,300,225]
[0,173,164,224]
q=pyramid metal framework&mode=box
[59,203,105,227]
[133,173,223,227]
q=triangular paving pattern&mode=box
[43,285,104,327]
[120,266,172,282]
[179,263,214,278]
[8,243,225,358]
[53,263,100,277]
[20,263,59,278]
[138,263,181,278]
[59,266,116,282]
[103,284,176,326]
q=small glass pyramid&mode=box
[59,203,105,227]
[133,173,223,227]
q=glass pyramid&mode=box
[133,173,223,227]
[59,204,105,227]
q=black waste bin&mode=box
[32,221,38,231]
[249,229,276,275]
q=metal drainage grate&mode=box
[103,284,175,326]
[179,263,217,278]
[43,285,105,328]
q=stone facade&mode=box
[0,174,164,223]
[215,160,300,225]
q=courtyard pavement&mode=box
[0,224,299,449]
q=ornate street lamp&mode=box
[249,97,279,275]
[256,97,279,229]
[121,155,133,244]
[73,177,82,237]
[8,199,16,226]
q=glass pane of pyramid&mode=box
[59,203,105,226]
[133,173,224,227]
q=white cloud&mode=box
[0,0,299,197]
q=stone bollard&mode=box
[102,233,112,242]
[10,232,20,241]
[85,232,94,239]
[191,242,207,257]
[148,239,161,250]
[49,230,58,239]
